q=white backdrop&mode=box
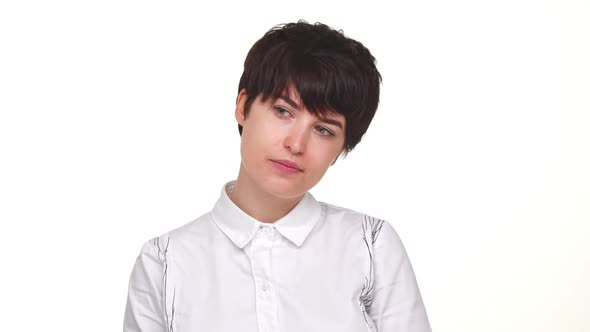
[0,1,588,331]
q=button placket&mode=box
[251,225,278,332]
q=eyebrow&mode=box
[277,95,344,130]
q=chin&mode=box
[260,176,308,199]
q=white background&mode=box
[1,0,588,331]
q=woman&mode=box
[123,20,431,332]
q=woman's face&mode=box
[235,87,346,199]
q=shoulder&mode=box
[318,200,400,245]
[319,200,377,222]
[139,211,217,257]
[318,202,412,273]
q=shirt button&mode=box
[258,225,275,239]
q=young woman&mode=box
[124,20,431,332]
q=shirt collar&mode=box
[211,180,322,249]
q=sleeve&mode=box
[123,238,168,332]
[367,220,432,332]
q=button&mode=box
[257,225,275,240]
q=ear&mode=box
[235,89,248,126]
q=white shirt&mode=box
[124,181,431,332]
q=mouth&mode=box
[271,159,303,172]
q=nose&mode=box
[284,126,309,155]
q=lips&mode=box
[272,159,303,172]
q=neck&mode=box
[229,164,304,223]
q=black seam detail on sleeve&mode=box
[154,236,175,332]
[359,215,385,329]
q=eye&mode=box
[316,126,335,136]
[273,107,292,118]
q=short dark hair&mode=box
[237,20,382,156]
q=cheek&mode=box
[306,143,339,169]
[240,126,273,166]
[240,131,258,164]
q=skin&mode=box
[231,86,346,223]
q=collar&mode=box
[210,180,322,248]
